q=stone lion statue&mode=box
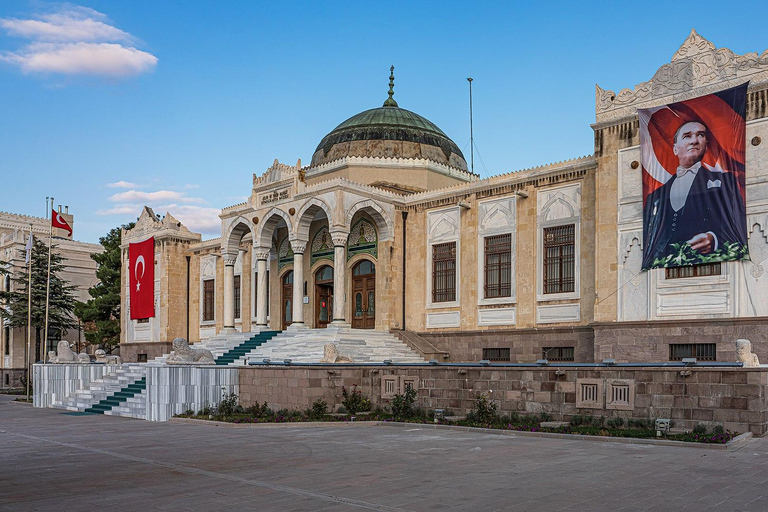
[95,349,122,365]
[77,352,91,363]
[320,343,353,363]
[166,337,215,365]
[736,339,760,367]
[50,340,77,363]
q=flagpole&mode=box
[43,197,53,365]
[26,225,33,401]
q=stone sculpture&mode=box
[320,343,354,363]
[50,340,77,363]
[95,349,122,365]
[77,352,91,363]
[736,339,760,367]
[166,337,215,365]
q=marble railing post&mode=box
[290,239,307,327]
[222,253,237,333]
[254,248,270,327]
[330,231,349,325]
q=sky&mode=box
[1,1,766,244]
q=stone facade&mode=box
[120,32,768,367]
[239,365,768,436]
[0,209,101,383]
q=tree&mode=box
[74,223,133,354]
[0,238,78,361]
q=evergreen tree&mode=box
[74,223,133,354]
[0,238,78,360]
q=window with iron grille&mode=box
[669,343,716,361]
[432,242,456,302]
[543,225,575,294]
[484,234,512,298]
[482,347,511,361]
[234,275,241,319]
[665,263,721,279]
[203,279,215,322]
[542,346,575,361]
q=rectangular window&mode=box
[484,234,512,299]
[482,347,511,361]
[4,326,9,356]
[137,354,148,363]
[543,225,575,294]
[432,242,456,303]
[203,279,215,322]
[665,263,721,279]
[543,346,575,361]
[669,343,716,361]
[234,275,241,319]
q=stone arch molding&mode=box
[222,216,255,255]
[295,198,334,241]
[256,207,293,249]
[346,199,393,242]
[541,193,576,222]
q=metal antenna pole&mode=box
[467,77,474,175]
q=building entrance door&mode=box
[281,270,293,330]
[351,260,375,329]
[314,265,333,328]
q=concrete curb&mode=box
[169,416,754,449]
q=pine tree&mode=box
[0,238,78,360]
[74,223,133,354]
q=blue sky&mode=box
[1,1,765,243]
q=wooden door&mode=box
[351,261,375,329]
[282,271,293,330]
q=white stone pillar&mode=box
[222,253,237,333]
[255,248,270,327]
[331,231,349,325]
[290,239,307,327]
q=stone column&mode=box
[222,253,237,333]
[290,239,307,328]
[254,247,270,328]
[331,231,349,325]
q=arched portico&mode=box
[221,218,254,333]
[346,199,393,242]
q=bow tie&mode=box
[676,167,698,178]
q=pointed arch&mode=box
[346,199,393,242]
[222,216,254,255]
[295,198,333,241]
[256,207,293,249]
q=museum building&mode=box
[120,31,768,364]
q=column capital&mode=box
[222,252,237,266]
[330,230,349,247]
[289,238,307,254]
[253,246,271,261]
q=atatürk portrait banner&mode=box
[640,83,749,270]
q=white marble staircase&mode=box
[50,364,146,415]
[148,331,256,365]
[242,326,426,364]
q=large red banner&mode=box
[640,83,749,270]
[129,237,155,320]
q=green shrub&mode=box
[219,390,239,417]
[712,425,724,435]
[470,394,498,424]
[309,399,328,420]
[570,414,583,426]
[607,417,624,429]
[341,385,370,415]
[693,424,707,435]
[391,387,417,421]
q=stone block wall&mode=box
[0,368,27,389]
[594,318,768,363]
[239,365,768,435]
[33,363,116,408]
[145,365,238,421]
[417,327,595,363]
[120,342,173,363]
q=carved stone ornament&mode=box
[319,343,354,363]
[222,253,238,266]
[596,30,768,122]
[736,339,760,367]
[122,206,201,244]
[253,158,302,188]
[330,232,349,247]
[289,239,307,254]
[95,349,122,364]
[166,337,215,365]
[254,249,271,261]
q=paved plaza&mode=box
[3,395,768,511]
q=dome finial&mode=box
[383,65,398,107]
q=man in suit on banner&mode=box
[642,119,747,269]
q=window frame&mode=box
[426,206,461,310]
[431,241,457,303]
[483,233,512,299]
[536,184,581,303]
[665,263,721,280]
[202,279,215,322]
[542,224,576,295]
[233,275,241,320]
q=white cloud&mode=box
[184,184,200,189]
[106,180,140,188]
[160,205,221,234]
[0,6,157,78]
[109,190,203,204]
[97,204,139,216]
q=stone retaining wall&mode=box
[239,365,768,435]
[145,365,238,422]
[33,363,117,408]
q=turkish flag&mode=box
[51,209,72,237]
[130,237,155,319]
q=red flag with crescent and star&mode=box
[51,209,72,237]
[130,237,155,319]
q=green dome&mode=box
[313,105,465,165]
